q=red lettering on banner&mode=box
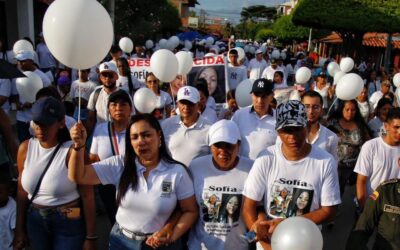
[128,59,150,67]
[193,56,225,66]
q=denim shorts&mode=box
[109,223,183,250]
[26,205,85,250]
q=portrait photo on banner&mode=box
[188,56,227,103]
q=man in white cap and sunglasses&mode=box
[162,86,211,166]
[242,100,341,250]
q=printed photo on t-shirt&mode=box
[200,191,242,236]
[269,180,314,219]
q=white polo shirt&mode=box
[248,58,268,80]
[243,144,341,222]
[354,137,400,196]
[70,80,97,102]
[90,122,126,160]
[93,156,194,233]
[161,115,211,166]
[261,65,285,81]
[307,124,339,162]
[232,106,277,160]
[202,105,218,124]
[188,155,253,250]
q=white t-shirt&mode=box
[368,117,385,138]
[232,106,277,160]
[93,156,194,233]
[307,124,339,162]
[357,100,370,122]
[201,106,218,124]
[261,65,285,81]
[116,75,144,92]
[248,58,268,80]
[243,144,341,221]
[36,43,56,69]
[354,137,400,196]
[0,79,11,113]
[369,91,384,110]
[227,64,248,90]
[161,115,211,166]
[313,83,331,108]
[70,80,98,101]
[90,122,126,160]
[188,155,253,250]
[0,197,16,250]
[87,87,120,124]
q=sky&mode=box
[193,0,286,24]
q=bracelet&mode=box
[85,235,98,241]
[73,144,86,151]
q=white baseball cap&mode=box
[256,49,263,54]
[15,50,35,61]
[99,62,118,75]
[208,120,241,146]
[177,86,200,104]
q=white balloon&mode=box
[206,37,214,46]
[235,79,254,108]
[234,47,245,61]
[295,67,312,84]
[42,0,113,69]
[133,88,157,114]
[150,49,179,82]
[272,49,280,59]
[145,40,154,49]
[340,57,355,73]
[393,73,400,88]
[333,71,346,85]
[159,39,167,49]
[244,45,249,53]
[280,52,287,60]
[261,45,267,54]
[13,40,34,55]
[184,40,192,50]
[336,73,364,100]
[175,51,193,75]
[271,217,323,250]
[119,37,133,53]
[199,39,206,46]
[169,36,180,48]
[204,53,215,58]
[16,71,43,103]
[166,40,176,51]
[327,61,340,77]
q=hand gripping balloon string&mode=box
[78,81,81,122]
[327,97,338,117]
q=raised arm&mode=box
[68,122,101,185]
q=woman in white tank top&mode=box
[14,97,95,250]
[312,72,333,112]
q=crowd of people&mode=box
[0,34,399,250]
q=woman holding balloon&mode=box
[68,113,198,250]
[145,73,173,120]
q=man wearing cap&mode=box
[188,119,253,250]
[232,78,277,160]
[227,49,248,90]
[13,50,51,141]
[242,100,341,250]
[87,62,122,135]
[162,86,211,166]
[90,90,133,225]
[261,59,285,82]
[248,49,268,80]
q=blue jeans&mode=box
[26,206,85,250]
[109,223,183,250]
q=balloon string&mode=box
[327,97,338,117]
[170,81,176,110]
[78,77,81,122]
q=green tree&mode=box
[292,0,400,57]
[240,5,278,22]
[102,0,181,44]
[273,14,309,43]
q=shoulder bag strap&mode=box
[107,122,117,156]
[29,143,63,204]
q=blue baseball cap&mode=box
[32,97,65,125]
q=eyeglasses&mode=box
[101,72,114,78]
[304,104,322,111]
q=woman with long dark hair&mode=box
[327,99,372,196]
[14,97,95,250]
[116,57,142,97]
[68,114,198,249]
